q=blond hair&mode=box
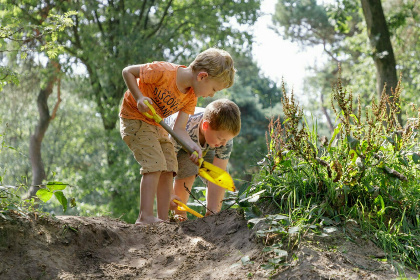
[203,99,241,136]
[190,48,236,88]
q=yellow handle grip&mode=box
[173,199,203,218]
[142,100,163,123]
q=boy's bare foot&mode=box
[135,216,163,225]
[205,211,215,217]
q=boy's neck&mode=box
[177,67,193,94]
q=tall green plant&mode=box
[245,73,420,270]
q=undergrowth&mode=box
[0,124,73,218]
[241,73,420,276]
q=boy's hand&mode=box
[136,96,153,113]
[189,143,202,165]
[170,195,182,211]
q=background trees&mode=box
[272,0,418,135]
[1,0,418,223]
[1,1,77,196]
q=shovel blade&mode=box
[198,161,235,192]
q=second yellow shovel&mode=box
[173,199,203,218]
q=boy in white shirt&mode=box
[166,99,241,220]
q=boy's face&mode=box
[202,121,236,148]
[193,72,226,98]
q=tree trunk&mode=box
[27,61,61,198]
[360,0,398,102]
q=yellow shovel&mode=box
[173,199,203,218]
[142,100,235,192]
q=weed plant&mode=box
[243,73,420,273]
[0,126,35,217]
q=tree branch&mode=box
[93,9,106,41]
[146,0,173,39]
[137,0,148,27]
[143,0,154,31]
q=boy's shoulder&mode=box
[147,61,179,71]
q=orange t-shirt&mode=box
[119,62,197,126]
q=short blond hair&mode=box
[203,99,241,136]
[190,48,236,88]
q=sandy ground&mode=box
[0,209,419,280]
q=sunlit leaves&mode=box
[0,66,19,92]
[0,6,77,89]
[36,182,70,212]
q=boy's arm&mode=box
[172,111,202,163]
[122,65,152,112]
[206,157,229,215]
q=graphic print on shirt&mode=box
[152,87,181,117]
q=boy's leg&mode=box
[205,183,226,216]
[156,171,174,220]
[173,176,196,218]
[120,118,164,225]
[156,126,178,221]
[120,118,176,224]
[137,171,162,225]
[205,156,229,216]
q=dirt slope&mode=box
[0,209,418,279]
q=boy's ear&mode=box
[202,120,210,130]
[197,71,209,81]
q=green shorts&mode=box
[120,118,177,175]
[175,149,215,180]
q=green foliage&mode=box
[0,2,76,90]
[243,74,420,272]
[233,54,283,109]
[0,185,35,217]
[0,181,74,217]
[0,72,131,219]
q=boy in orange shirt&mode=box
[119,48,235,225]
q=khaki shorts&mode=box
[120,118,177,175]
[175,149,215,180]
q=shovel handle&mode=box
[158,120,194,153]
[143,100,198,157]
